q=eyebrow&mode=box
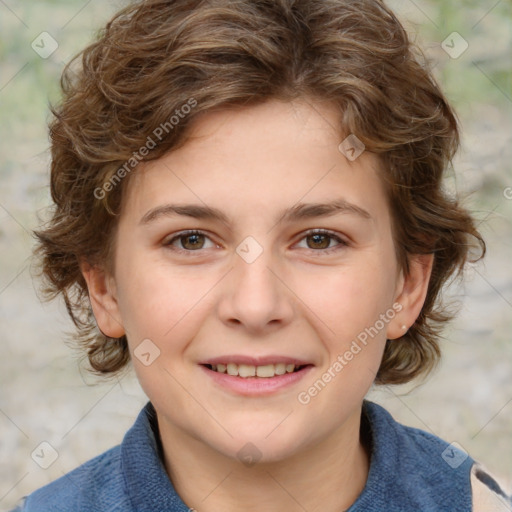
[139,199,372,226]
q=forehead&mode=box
[121,99,389,225]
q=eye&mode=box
[163,230,217,252]
[295,229,348,253]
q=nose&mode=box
[216,243,295,335]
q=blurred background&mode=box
[0,0,511,510]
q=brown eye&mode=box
[180,233,205,250]
[306,233,331,250]
[164,230,216,252]
[295,229,348,253]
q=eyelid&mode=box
[163,229,220,253]
[163,228,349,255]
[293,228,349,253]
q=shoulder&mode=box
[14,402,160,512]
[361,400,512,511]
[358,401,472,511]
[376,404,512,509]
[15,444,133,512]
[363,399,472,469]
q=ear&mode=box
[386,253,434,340]
[80,261,125,338]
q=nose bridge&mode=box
[218,238,294,331]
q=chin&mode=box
[203,423,313,465]
[222,439,305,466]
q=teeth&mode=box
[209,363,302,378]
[256,364,274,377]
[238,364,256,377]
[227,363,238,376]
[274,363,286,375]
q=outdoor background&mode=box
[0,0,511,510]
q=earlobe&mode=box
[387,253,434,340]
[80,261,125,339]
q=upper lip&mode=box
[199,355,313,366]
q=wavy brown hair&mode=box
[33,0,485,384]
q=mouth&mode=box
[198,356,314,394]
[201,362,310,378]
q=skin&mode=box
[82,98,433,512]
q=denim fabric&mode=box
[14,400,499,512]
[348,402,474,511]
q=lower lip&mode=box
[200,365,314,396]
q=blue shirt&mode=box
[14,400,510,511]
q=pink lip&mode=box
[199,355,312,366]
[199,363,314,396]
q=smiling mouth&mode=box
[202,363,310,378]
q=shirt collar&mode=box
[120,400,473,511]
[121,401,190,511]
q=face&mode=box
[87,98,429,464]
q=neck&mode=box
[157,406,370,512]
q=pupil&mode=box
[309,234,329,249]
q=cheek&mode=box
[114,261,216,401]
[292,260,396,340]
[114,255,211,348]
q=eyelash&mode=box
[299,229,349,253]
[163,229,349,255]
